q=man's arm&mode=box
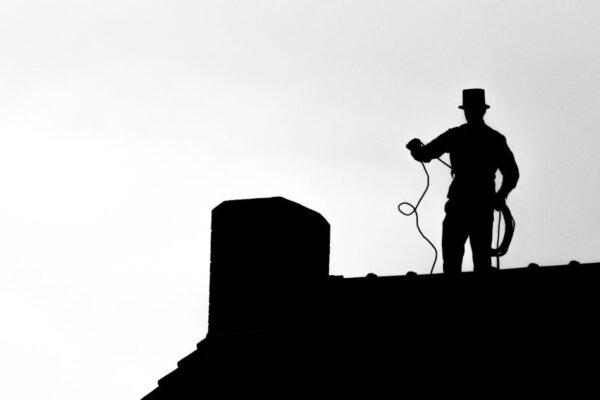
[496,138,519,199]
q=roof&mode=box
[142,262,600,398]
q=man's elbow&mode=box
[513,166,520,187]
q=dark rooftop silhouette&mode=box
[142,197,600,398]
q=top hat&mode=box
[458,88,490,109]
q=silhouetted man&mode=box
[407,89,519,273]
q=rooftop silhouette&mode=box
[142,197,600,398]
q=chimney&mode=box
[208,197,330,335]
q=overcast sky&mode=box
[2,1,600,399]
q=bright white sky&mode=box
[2,1,600,399]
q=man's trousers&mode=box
[442,199,494,274]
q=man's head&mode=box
[459,88,489,124]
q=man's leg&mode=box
[470,207,494,272]
[442,202,469,274]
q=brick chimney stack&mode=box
[208,197,330,335]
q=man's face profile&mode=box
[464,107,486,124]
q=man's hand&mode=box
[493,193,506,211]
[406,138,423,151]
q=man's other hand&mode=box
[406,138,423,151]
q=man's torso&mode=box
[445,123,506,202]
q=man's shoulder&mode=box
[485,124,505,137]
[487,126,508,144]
